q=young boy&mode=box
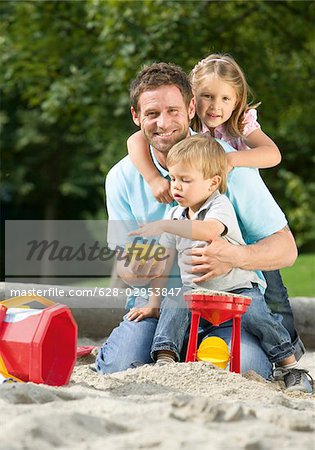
[128,134,313,393]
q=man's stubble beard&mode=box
[144,126,190,154]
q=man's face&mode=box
[131,85,195,154]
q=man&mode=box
[97,62,303,380]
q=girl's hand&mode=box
[149,175,173,203]
[127,306,160,322]
[129,221,166,237]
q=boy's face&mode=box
[169,162,219,214]
[131,85,195,155]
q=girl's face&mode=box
[195,74,238,131]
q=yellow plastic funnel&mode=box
[197,337,230,369]
[125,243,165,266]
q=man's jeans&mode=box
[152,285,296,366]
[96,298,158,374]
[262,270,305,361]
[96,295,272,379]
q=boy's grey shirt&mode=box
[160,190,266,292]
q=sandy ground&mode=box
[0,340,314,450]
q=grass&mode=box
[281,253,315,297]
[75,254,315,298]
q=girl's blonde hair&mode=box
[189,53,260,137]
[166,134,228,193]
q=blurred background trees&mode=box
[1,0,314,254]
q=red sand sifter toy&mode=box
[184,289,251,373]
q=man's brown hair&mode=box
[130,62,193,113]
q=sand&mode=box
[0,342,314,450]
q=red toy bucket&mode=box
[0,295,77,386]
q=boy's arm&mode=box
[127,131,172,203]
[129,219,225,242]
[165,219,224,241]
[127,248,176,322]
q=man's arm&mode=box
[229,226,297,270]
[190,226,297,283]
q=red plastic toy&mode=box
[0,295,77,386]
[77,346,97,357]
[184,290,251,373]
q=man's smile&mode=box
[154,130,176,137]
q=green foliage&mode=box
[1,0,314,248]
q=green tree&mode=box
[1,0,314,250]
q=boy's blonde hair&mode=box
[167,134,228,193]
[189,53,259,138]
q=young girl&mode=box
[127,53,281,203]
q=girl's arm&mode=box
[127,131,172,203]
[228,128,281,169]
[129,219,225,242]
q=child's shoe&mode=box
[156,358,176,366]
[272,367,313,394]
[88,363,97,373]
[156,350,176,366]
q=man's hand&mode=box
[185,238,236,283]
[127,305,160,322]
[186,226,298,283]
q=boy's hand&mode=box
[129,220,165,238]
[127,306,160,322]
[149,176,173,204]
